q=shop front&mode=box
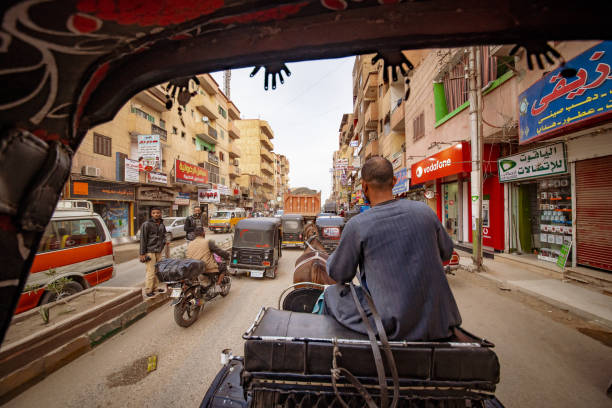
[69,179,135,238]
[499,143,571,265]
[136,186,176,231]
[516,41,612,271]
[411,142,472,243]
[411,142,505,250]
[175,192,191,217]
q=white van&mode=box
[16,200,115,314]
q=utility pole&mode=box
[468,47,484,269]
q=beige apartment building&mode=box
[234,119,277,211]
[67,74,246,238]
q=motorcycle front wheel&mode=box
[173,288,201,327]
[220,276,231,297]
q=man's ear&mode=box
[392,176,398,187]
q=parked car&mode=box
[16,200,115,314]
[136,217,187,241]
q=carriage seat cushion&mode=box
[244,308,499,384]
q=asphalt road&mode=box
[6,251,612,408]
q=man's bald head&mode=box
[362,156,394,190]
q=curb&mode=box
[0,290,169,404]
[464,268,612,330]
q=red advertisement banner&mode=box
[175,159,208,185]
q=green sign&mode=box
[556,239,572,269]
[498,142,568,182]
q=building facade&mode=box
[339,40,612,277]
[67,74,282,237]
[234,119,277,212]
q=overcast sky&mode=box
[211,57,354,202]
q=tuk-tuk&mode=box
[229,218,282,279]
[315,215,345,253]
[280,214,305,248]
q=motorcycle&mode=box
[156,256,231,327]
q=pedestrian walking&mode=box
[139,207,169,297]
[184,206,204,241]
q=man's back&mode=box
[325,199,461,341]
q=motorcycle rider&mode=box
[184,206,204,241]
[186,227,230,292]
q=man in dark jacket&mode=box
[184,206,204,241]
[140,207,169,297]
[323,157,461,341]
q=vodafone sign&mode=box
[410,142,471,185]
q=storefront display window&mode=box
[536,176,572,263]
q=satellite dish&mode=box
[424,190,435,199]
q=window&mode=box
[218,106,227,119]
[159,119,166,129]
[162,159,166,168]
[413,112,425,141]
[192,137,196,145]
[93,133,112,157]
[219,151,225,161]
[182,131,186,138]
[191,109,194,118]
[38,219,105,253]
[130,105,155,123]
[219,129,225,139]
[172,126,178,135]
[221,177,226,185]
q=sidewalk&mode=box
[457,250,612,330]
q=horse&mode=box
[302,221,318,242]
[292,234,336,286]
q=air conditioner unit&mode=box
[233,159,239,166]
[202,116,209,123]
[81,166,100,177]
[368,131,377,141]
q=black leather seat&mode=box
[244,308,500,385]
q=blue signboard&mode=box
[518,41,612,144]
[392,167,409,195]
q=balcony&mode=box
[229,143,241,158]
[261,161,273,176]
[195,93,219,120]
[391,99,405,131]
[134,89,165,112]
[228,121,240,139]
[260,133,274,150]
[200,74,217,95]
[262,179,273,189]
[151,123,167,142]
[364,101,378,130]
[229,165,240,178]
[260,148,273,163]
[363,72,377,101]
[196,124,218,145]
[250,175,262,186]
[260,122,274,139]
[362,139,379,160]
[228,101,240,120]
[207,151,219,165]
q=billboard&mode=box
[175,159,208,185]
[198,188,220,203]
[498,142,568,182]
[137,134,162,172]
[392,167,409,195]
[518,41,612,144]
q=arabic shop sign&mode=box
[498,142,568,182]
[392,167,409,195]
[518,41,612,144]
[175,159,208,185]
[198,188,220,203]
